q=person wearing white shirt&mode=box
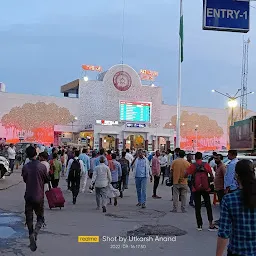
[66,150,85,204]
[159,151,168,184]
[91,156,112,213]
[39,152,50,191]
[7,143,16,173]
[125,149,134,189]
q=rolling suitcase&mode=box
[45,187,65,209]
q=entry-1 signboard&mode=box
[203,0,250,33]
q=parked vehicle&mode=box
[230,116,256,153]
[0,156,10,179]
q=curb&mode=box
[0,181,23,191]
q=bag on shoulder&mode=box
[108,160,114,171]
[68,159,81,180]
[193,163,210,191]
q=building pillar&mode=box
[99,138,103,149]
[166,140,170,150]
[152,140,155,151]
[123,139,126,150]
[145,140,148,151]
[115,138,119,150]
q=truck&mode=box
[229,116,256,152]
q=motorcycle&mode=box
[0,156,11,179]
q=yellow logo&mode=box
[78,236,100,243]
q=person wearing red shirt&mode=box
[151,150,161,199]
[185,152,217,232]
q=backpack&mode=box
[68,159,81,180]
[193,163,210,191]
[49,160,55,175]
[119,159,129,176]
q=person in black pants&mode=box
[152,150,161,198]
[67,150,84,204]
[22,146,49,252]
[159,151,168,185]
[185,152,217,231]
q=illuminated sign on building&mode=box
[140,69,158,81]
[96,120,119,126]
[82,65,102,72]
[120,101,151,123]
[126,123,146,128]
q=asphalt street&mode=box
[0,170,221,256]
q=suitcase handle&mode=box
[48,182,52,191]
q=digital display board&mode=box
[120,101,151,123]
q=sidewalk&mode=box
[0,170,23,191]
[0,175,221,256]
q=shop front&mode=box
[79,131,94,148]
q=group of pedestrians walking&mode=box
[20,143,256,255]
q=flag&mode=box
[179,0,184,63]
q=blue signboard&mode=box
[203,0,250,33]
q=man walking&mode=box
[159,151,168,184]
[79,148,91,193]
[7,143,16,173]
[170,150,190,213]
[213,154,226,225]
[109,153,122,205]
[133,149,152,208]
[22,146,49,252]
[118,151,130,197]
[224,150,238,194]
[185,152,217,231]
[66,150,85,204]
[95,148,108,166]
[152,150,161,199]
[91,156,112,213]
[125,149,134,189]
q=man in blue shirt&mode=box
[79,148,91,193]
[224,150,238,194]
[95,148,108,167]
[109,153,122,206]
[133,149,152,209]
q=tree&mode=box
[164,111,223,138]
[1,102,74,143]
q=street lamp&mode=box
[83,76,89,82]
[195,125,199,152]
[211,89,254,125]
[72,117,78,142]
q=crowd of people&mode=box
[18,144,256,255]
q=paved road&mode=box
[0,172,221,256]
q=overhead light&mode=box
[74,116,78,121]
[182,123,185,126]
[211,89,215,93]
[228,99,238,108]
[151,83,155,87]
[251,91,255,94]
[103,139,107,143]
[83,76,89,82]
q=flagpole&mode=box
[176,0,182,148]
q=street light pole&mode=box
[72,117,78,143]
[195,125,199,152]
[211,89,254,125]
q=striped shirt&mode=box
[218,190,256,255]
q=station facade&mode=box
[0,64,231,151]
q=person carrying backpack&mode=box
[66,150,85,204]
[185,152,218,232]
[118,151,130,196]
